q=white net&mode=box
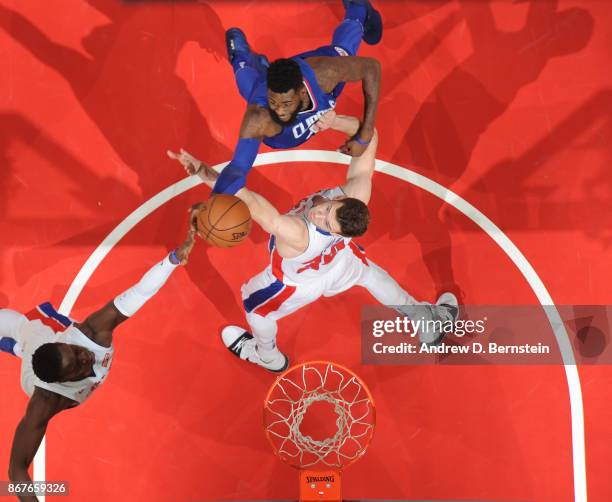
[264,361,376,470]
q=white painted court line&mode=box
[35,150,585,502]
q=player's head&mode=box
[267,58,306,125]
[307,197,370,237]
[32,343,95,383]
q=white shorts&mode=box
[241,249,371,322]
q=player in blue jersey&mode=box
[212,0,383,195]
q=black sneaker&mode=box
[342,0,383,45]
[225,27,270,74]
[225,27,251,64]
[221,326,289,373]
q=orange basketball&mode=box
[195,194,252,248]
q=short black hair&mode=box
[32,343,64,383]
[267,58,303,93]
[336,198,370,237]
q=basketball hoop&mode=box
[263,361,376,502]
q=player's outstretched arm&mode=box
[308,56,381,156]
[311,110,360,138]
[74,216,198,347]
[341,129,379,205]
[9,388,73,501]
[204,105,272,195]
[172,149,307,253]
[233,190,307,255]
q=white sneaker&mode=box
[423,292,460,346]
[435,292,459,323]
[221,326,289,373]
[392,292,460,346]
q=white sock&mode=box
[114,254,179,317]
[257,344,282,362]
[246,312,282,361]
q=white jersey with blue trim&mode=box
[19,304,114,405]
[279,186,357,284]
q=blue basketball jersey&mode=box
[248,47,347,149]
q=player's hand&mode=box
[311,110,337,133]
[189,202,206,239]
[167,148,203,176]
[175,226,196,265]
[339,137,368,157]
[176,207,201,264]
[196,163,219,184]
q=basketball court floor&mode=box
[1,1,611,501]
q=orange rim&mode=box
[263,360,376,471]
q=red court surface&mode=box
[1,1,611,501]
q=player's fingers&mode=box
[190,202,205,215]
[167,150,179,159]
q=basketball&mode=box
[195,194,252,248]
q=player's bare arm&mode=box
[70,217,197,348]
[311,110,376,202]
[168,149,308,256]
[312,110,360,137]
[341,129,378,204]
[234,191,308,258]
[69,217,196,347]
[307,55,381,155]
[240,104,281,139]
[9,387,75,501]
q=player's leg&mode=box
[225,311,285,368]
[75,225,197,346]
[355,258,459,344]
[333,0,383,55]
[0,309,26,357]
[225,28,269,101]
[355,259,421,306]
[222,273,322,372]
[247,283,322,358]
[222,314,288,372]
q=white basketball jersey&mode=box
[20,320,114,405]
[277,187,367,284]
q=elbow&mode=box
[8,462,19,481]
[8,459,30,482]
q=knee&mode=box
[246,311,274,327]
[246,312,278,338]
